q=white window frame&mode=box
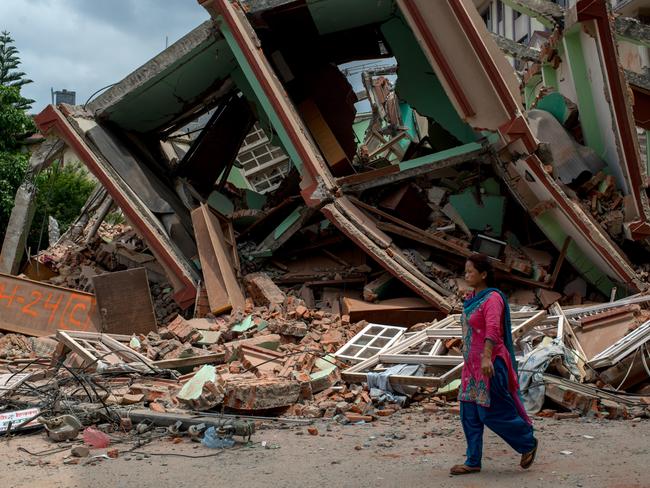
[334,323,406,363]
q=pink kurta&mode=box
[459,291,522,411]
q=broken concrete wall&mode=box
[34,105,200,307]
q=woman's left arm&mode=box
[481,293,505,377]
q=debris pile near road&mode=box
[2,0,650,454]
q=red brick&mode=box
[554,412,580,420]
[167,315,201,343]
[344,412,373,422]
[321,329,344,345]
[376,409,395,417]
[223,376,301,410]
[244,273,286,307]
[149,401,166,413]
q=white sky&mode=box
[1,0,208,113]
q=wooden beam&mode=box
[151,352,226,370]
[549,236,571,288]
[201,205,244,309]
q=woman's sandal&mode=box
[520,439,538,469]
[450,464,481,475]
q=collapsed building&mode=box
[1,0,650,431]
[4,0,649,315]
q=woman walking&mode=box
[450,254,538,475]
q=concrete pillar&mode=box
[84,196,114,244]
[0,180,38,274]
[0,137,65,275]
[63,185,108,243]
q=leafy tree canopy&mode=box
[0,30,34,111]
[0,84,36,150]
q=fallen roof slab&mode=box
[34,104,199,307]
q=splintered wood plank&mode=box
[151,352,226,370]
[200,204,246,311]
[191,206,231,315]
[222,213,241,274]
[342,296,441,326]
[378,354,464,365]
[91,268,157,335]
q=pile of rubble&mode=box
[2,0,650,450]
[31,222,182,325]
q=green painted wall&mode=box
[536,91,571,125]
[563,31,607,160]
[381,17,477,145]
[449,191,506,236]
[541,64,558,91]
[399,102,418,150]
[105,39,237,132]
[307,0,394,35]
[221,21,305,174]
[398,141,483,171]
[274,206,303,239]
[227,166,254,190]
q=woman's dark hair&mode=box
[466,254,495,287]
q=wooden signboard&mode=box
[0,272,100,336]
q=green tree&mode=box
[0,30,34,111]
[0,85,35,243]
[0,84,36,150]
[28,162,95,250]
[0,31,94,254]
[0,31,36,245]
[0,150,29,236]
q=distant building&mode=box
[475,0,648,74]
[235,123,291,194]
[52,89,76,105]
[181,114,291,194]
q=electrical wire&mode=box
[17,445,78,457]
[123,449,229,459]
[642,344,650,378]
[616,347,640,391]
[82,83,118,109]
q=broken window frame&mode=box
[334,323,407,363]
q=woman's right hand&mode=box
[481,355,495,377]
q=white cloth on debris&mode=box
[517,338,582,413]
[367,364,424,405]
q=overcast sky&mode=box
[1,0,209,113]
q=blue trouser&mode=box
[460,357,536,468]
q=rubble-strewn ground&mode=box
[3,412,649,488]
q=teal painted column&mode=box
[562,30,607,160]
[524,75,541,110]
[218,18,305,175]
[541,63,558,91]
